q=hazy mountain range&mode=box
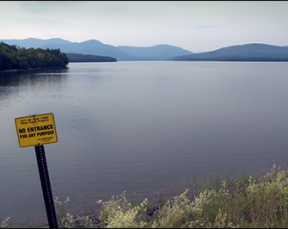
[1,37,288,61]
[0,38,193,61]
[172,43,288,61]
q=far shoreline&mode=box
[0,66,68,73]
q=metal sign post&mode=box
[35,144,58,228]
[15,113,59,228]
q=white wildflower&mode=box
[65,196,70,203]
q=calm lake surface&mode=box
[1,61,288,225]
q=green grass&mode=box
[3,164,288,228]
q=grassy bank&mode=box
[2,164,288,228]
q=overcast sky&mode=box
[1,1,288,52]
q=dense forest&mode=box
[65,53,117,62]
[0,42,69,70]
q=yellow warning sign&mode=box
[15,113,58,148]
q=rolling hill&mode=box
[172,43,288,61]
[116,44,193,60]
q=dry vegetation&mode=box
[2,164,288,228]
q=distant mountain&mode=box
[0,37,71,49]
[3,38,286,62]
[0,38,194,61]
[65,53,116,62]
[116,44,193,60]
[41,39,137,61]
[172,43,288,61]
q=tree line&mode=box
[65,53,117,62]
[0,42,69,70]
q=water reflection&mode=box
[0,67,68,87]
[0,67,69,105]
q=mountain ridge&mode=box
[1,38,288,61]
[41,40,136,61]
[0,37,71,49]
[0,38,193,61]
[116,44,193,60]
[172,43,288,61]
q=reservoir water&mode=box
[1,61,288,225]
